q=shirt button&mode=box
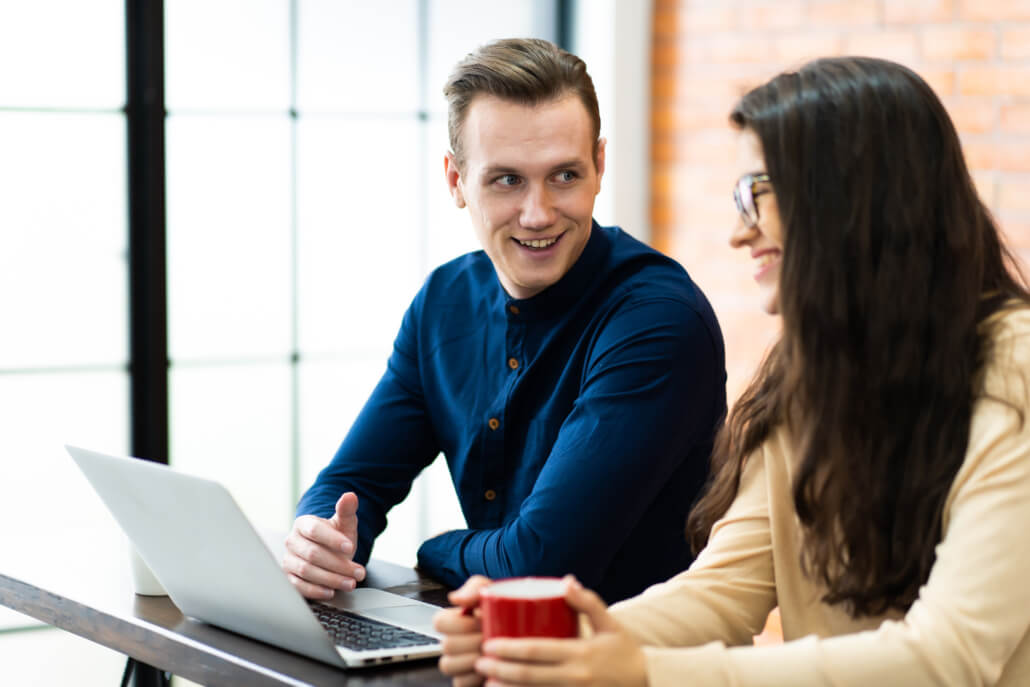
[484,489,497,501]
[488,418,500,430]
[508,357,519,370]
[509,305,520,315]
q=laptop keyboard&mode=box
[310,602,438,651]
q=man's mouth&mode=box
[514,234,561,250]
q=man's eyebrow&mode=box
[481,159,590,177]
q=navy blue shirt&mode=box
[297,222,726,603]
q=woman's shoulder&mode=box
[980,302,1030,394]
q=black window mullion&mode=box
[126,0,169,466]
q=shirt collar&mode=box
[502,220,611,321]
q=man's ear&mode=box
[444,151,466,209]
[594,137,607,194]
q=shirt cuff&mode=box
[416,529,472,588]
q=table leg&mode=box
[121,657,171,687]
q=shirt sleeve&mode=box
[618,336,1030,687]
[609,443,776,649]
[295,296,440,566]
[416,297,724,592]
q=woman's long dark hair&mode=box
[687,57,1030,617]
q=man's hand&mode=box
[283,492,366,599]
[435,575,493,687]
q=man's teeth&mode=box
[518,237,557,249]
[757,253,779,268]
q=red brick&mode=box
[807,0,880,27]
[773,32,845,64]
[734,1,806,31]
[998,179,1030,213]
[845,30,919,64]
[685,35,776,64]
[962,139,1000,170]
[960,66,1030,97]
[959,0,1030,22]
[885,0,955,24]
[921,27,997,61]
[1001,104,1030,134]
[998,215,1030,249]
[919,68,957,97]
[999,142,1030,173]
[682,5,735,32]
[971,171,997,206]
[942,98,996,134]
[652,103,735,131]
[1001,26,1030,59]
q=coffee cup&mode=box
[479,577,578,640]
[128,542,167,596]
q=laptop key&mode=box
[309,602,437,651]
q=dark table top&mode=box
[0,524,454,686]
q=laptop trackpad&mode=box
[363,604,440,634]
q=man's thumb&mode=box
[331,491,359,527]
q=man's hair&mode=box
[443,37,601,168]
[688,56,1030,618]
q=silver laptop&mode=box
[66,445,442,669]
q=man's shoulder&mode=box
[598,226,709,309]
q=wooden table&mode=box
[0,525,454,686]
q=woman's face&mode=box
[730,128,783,315]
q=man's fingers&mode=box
[285,532,365,579]
[283,551,360,591]
[286,572,336,600]
[292,515,354,555]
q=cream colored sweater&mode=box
[610,308,1030,687]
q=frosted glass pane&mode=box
[0,1,124,109]
[167,115,293,359]
[165,0,290,110]
[426,0,556,114]
[0,113,127,368]
[297,360,464,567]
[170,364,293,530]
[296,357,389,491]
[296,0,419,113]
[296,117,421,355]
[425,115,482,268]
[0,371,129,577]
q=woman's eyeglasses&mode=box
[733,173,771,228]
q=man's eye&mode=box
[496,174,520,186]
[554,170,578,183]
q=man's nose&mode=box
[520,183,557,230]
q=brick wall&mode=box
[652,0,1030,400]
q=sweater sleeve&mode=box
[609,443,777,649]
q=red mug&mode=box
[479,577,578,641]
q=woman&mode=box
[433,56,1030,686]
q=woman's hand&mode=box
[434,575,493,687]
[474,576,647,687]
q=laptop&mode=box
[65,445,443,669]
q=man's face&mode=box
[445,94,605,300]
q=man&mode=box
[283,38,726,604]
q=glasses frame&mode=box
[733,173,771,228]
